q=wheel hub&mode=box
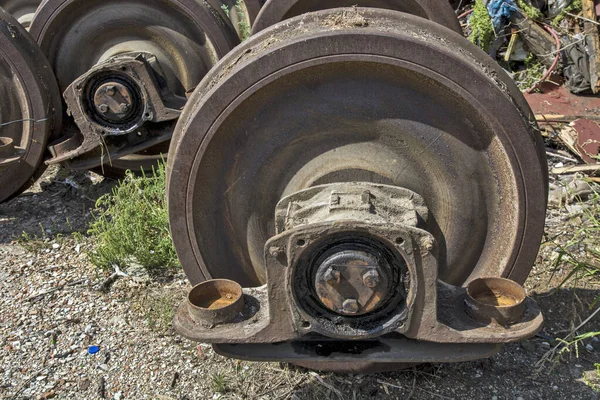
[314,248,391,316]
[92,81,137,123]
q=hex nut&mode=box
[362,270,380,288]
[342,298,359,314]
[323,267,341,285]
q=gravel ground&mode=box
[1,165,599,400]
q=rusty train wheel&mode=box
[168,8,547,292]
[251,0,462,34]
[29,0,239,174]
[0,8,62,203]
[1,0,41,29]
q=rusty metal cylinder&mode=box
[465,277,527,326]
[187,279,245,325]
[0,137,15,157]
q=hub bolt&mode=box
[323,267,341,285]
[362,270,380,288]
[106,85,116,96]
[268,246,282,257]
[342,298,359,314]
[98,104,108,113]
[119,103,130,113]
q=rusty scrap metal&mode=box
[167,8,548,369]
[28,0,240,173]
[187,280,245,326]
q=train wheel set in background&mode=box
[0,0,549,372]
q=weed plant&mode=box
[87,163,179,272]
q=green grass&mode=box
[536,182,600,375]
[211,372,230,394]
[548,184,600,290]
[87,163,179,272]
[515,54,547,91]
[134,288,181,335]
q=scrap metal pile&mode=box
[1,0,557,371]
[458,0,600,177]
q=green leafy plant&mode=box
[469,0,495,52]
[235,0,252,41]
[516,0,544,20]
[552,0,583,26]
[87,163,179,272]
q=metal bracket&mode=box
[47,52,183,165]
[174,183,543,362]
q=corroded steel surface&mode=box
[525,82,600,122]
[0,8,61,202]
[252,0,463,34]
[167,8,548,290]
[28,0,239,173]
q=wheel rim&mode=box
[0,8,62,202]
[1,0,41,28]
[168,9,547,289]
[29,0,239,172]
[252,0,462,34]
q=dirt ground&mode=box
[0,165,599,400]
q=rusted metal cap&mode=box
[0,137,15,157]
[0,137,23,168]
[314,249,390,316]
[93,81,136,123]
[187,279,244,325]
[465,277,527,326]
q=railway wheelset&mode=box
[1,0,549,371]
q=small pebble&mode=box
[52,243,60,250]
[585,344,594,352]
[541,341,551,350]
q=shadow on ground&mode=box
[0,166,117,244]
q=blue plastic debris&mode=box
[88,345,100,355]
[487,0,518,30]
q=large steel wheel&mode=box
[29,0,239,174]
[0,8,61,203]
[168,9,547,292]
[252,0,462,34]
[1,0,41,28]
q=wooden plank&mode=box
[583,0,600,93]
[551,163,600,175]
[511,14,557,67]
